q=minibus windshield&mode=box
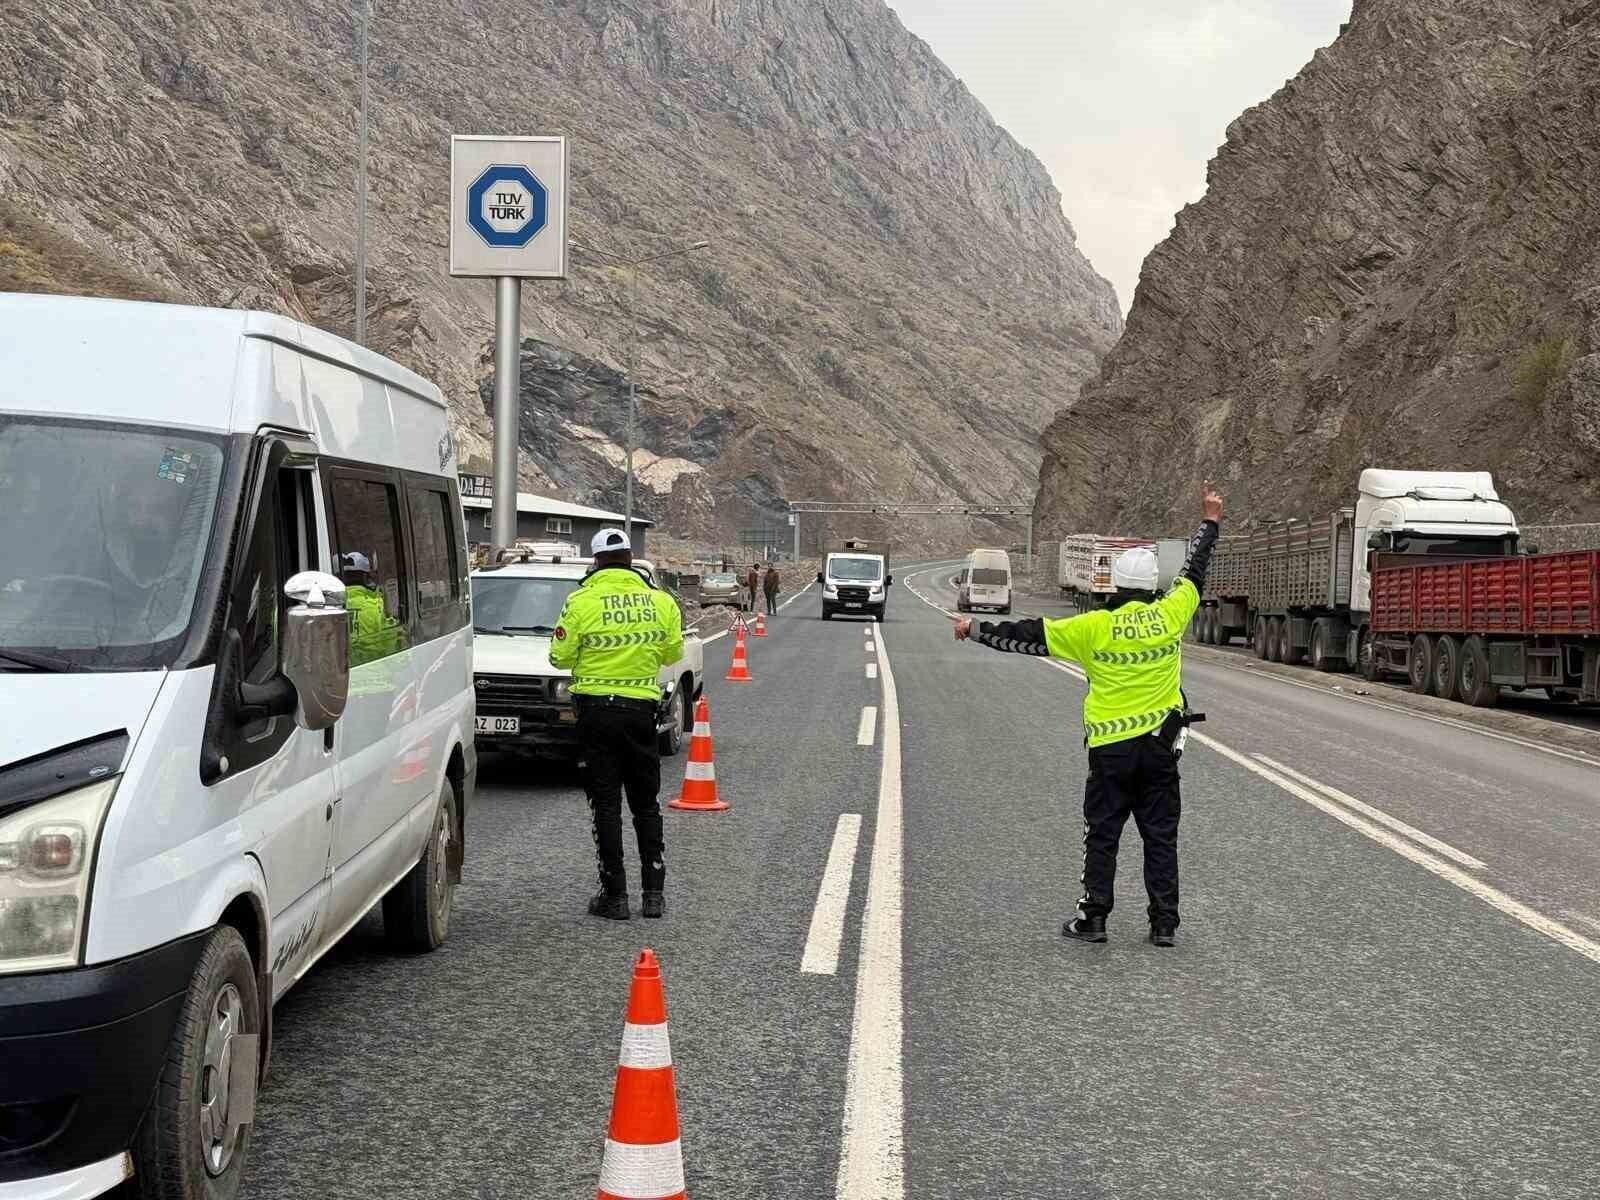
[828,556,883,582]
[0,418,226,670]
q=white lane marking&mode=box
[779,583,815,612]
[866,662,878,680]
[801,814,864,975]
[835,629,904,1199]
[1192,653,1600,771]
[1560,910,1600,938]
[857,706,878,746]
[1194,732,1600,967]
[1255,754,1487,870]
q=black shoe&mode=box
[587,891,630,921]
[1062,915,1107,943]
[641,890,665,919]
[1149,926,1176,947]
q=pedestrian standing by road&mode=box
[549,528,684,920]
[744,562,760,612]
[762,563,781,614]
[954,484,1223,947]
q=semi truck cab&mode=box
[1353,468,1520,611]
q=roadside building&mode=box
[459,480,652,557]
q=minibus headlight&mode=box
[823,583,838,597]
[0,778,117,974]
[551,679,572,703]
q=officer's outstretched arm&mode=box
[971,613,1093,664]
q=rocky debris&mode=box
[1036,0,1600,538]
[0,0,1120,541]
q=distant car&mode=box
[470,554,704,757]
[698,571,743,609]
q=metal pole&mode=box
[624,265,637,539]
[491,276,521,550]
[354,0,370,345]
[793,511,801,561]
[1025,511,1034,577]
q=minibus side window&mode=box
[405,480,467,643]
[327,471,411,668]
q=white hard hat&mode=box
[591,527,631,554]
[340,551,372,573]
[1111,547,1159,592]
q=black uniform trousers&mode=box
[1078,732,1181,928]
[575,695,665,895]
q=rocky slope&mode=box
[0,0,1120,542]
[1037,0,1600,537]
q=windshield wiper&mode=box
[0,647,81,673]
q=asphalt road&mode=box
[224,563,1600,1199]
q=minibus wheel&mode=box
[133,925,260,1200]
[383,778,459,952]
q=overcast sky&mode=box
[889,0,1352,312]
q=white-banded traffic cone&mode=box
[668,697,727,811]
[597,949,686,1200]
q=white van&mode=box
[956,548,1012,613]
[0,295,475,1199]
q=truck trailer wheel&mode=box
[1432,636,1461,702]
[1407,634,1435,694]
[1278,620,1302,666]
[1458,635,1499,707]
[1309,621,1337,672]
[1254,618,1271,660]
[1204,610,1219,644]
[1265,618,1284,663]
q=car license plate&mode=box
[474,716,520,735]
[845,602,862,608]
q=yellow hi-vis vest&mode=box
[1041,579,1199,748]
[549,566,684,700]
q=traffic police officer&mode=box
[550,528,684,920]
[955,484,1223,946]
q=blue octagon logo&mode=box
[466,164,548,248]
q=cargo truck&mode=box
[1368,550,1600,704]
[1059,534,1154,612]
[818,538,892,621]
[1192,469,1521,674]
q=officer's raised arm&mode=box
[1156,481,1224,630]
[954,610,1094,665]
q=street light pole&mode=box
[355,0,370,346]
[569,238,708,541]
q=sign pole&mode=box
[491,275,521,550]
[355,0,370,345]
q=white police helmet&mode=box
[1111,546,1159,592]
[590,527,631,554]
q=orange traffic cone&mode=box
[725,625,753,682]
[669,697,727,811]
[597,949,687,1200]
[752,611,767,637]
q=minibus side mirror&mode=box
[816,571,824,583]
[282,571,350,731]
[886,575,894,586]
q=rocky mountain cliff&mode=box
[1037,0,1600,538]
[0,0,1120,542]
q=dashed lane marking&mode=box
[866,662,877,680]
[857,706,878,747]
[800,814,864,976]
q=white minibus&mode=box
[956,548,1012,613]
[0,294,475,1199]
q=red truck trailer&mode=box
[1368,550,1600,705]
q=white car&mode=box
[469,555,704,756]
